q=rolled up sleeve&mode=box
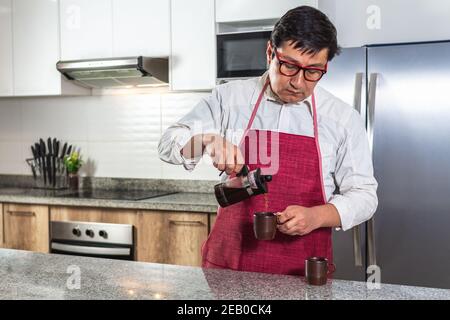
[328,111,378,231]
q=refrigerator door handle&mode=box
[367,73,378,154]
[367,73,378,267]
[352,72,364,268]
[353,72,364,115]
[352,225,363,267]
[367,217,377,266]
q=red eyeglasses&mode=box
[273,47,327,82]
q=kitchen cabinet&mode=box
[60,0,170,60]
[0,203,3,248]
[112,0,170,57]
[50,206,137,226]
[136,211,167,264]
[0,0,13,96]
[165,212,209,266]
[319,0,450,47]
[170,0,216,91]
[210,213,217,233]
[12,0,60,96]
[10,0,87,96]
[60,0,113,60]
[138,210,209,267]
[3,203,49,253]
[215,0,318,22]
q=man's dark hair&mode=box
[270,6,341,61]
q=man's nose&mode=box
[290,70,307,89]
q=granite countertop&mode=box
[1,248,449,300]
[0,187,218,213]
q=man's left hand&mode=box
[276,205,322,236]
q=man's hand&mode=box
[276,205,321,236]
[202,134,245,175]
[276,204,341,236]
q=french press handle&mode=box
[236,165,249,177]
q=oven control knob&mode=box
[99,230,108,238]
[85,229,95,238]
[72,228,81,237]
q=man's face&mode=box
[266,41,328,104]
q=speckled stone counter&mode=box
[1,249,449,300]
[0,187,218,213]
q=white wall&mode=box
[0,91,219,181]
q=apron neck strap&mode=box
[246,78,319,138]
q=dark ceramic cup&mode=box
[253,212,277,240]
[305,257,336,286]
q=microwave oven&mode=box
[216,30,272,83]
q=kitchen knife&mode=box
[30,146,37,179]
[47,138,53,186]
[47,153,52,186]
[53,140,59,188]
[59,142,67,176]
[34,143,41,177]
[39,139,47,185]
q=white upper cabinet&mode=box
[60,0,113,60]
[319,0,450,47]
[12,0,61,96]
[112,0,170,57]
[216,0,318,22]
[0,0,13,96]
[171,0,216,91]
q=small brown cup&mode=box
[305,257,335,286]
[253,212,277,240]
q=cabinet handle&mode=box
[169,220,204,226]
[7,210,35,217]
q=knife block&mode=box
[26,157,69,190]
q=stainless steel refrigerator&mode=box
[320,41,450,289]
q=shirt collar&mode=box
[251,71,313,111]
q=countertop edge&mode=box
[0,194,218,213]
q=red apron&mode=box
[201,81,332,276]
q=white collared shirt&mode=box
[158,74,378,231]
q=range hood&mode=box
[56,56,168,89]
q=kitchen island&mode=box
[1,248,449,300]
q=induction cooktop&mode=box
[55,189,178,201]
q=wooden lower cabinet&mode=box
[0,203,3,248]
[138,211,209,267]
[3,203,49,253]
[50,206,137,225]
[50,206,210,267]
[209,213,217,233]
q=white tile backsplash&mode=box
[0,99,22,142]
[21,96,89,141]
[0,141,26,174]
[0,91,218,180]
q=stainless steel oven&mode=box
[216,30,272,83]
[50,221,134,260]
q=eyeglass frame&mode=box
[272,46,328,82]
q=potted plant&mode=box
[64,151,83,190]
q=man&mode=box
[159,6,378,275]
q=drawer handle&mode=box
[169,220,204,226]
[7,210,36,217]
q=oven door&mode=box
[51,241,134,260]
[217,31,271,81]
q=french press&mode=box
[214,165,272,207]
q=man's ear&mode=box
[266,41,274,66]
